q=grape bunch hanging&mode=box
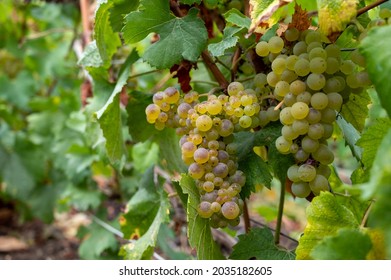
[145,27,372,227]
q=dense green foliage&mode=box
[1,0,391,260]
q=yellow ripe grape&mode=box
[240,95,253,106]
[157,112,168,123]
[207,99,223,115]
[291,102,310,120]
[227,81,244,96]
[194,147,210,164]
[234,107,244,117]
[188,163,205,179]
[145,104,161,121]
[244,105,256,116]
[191,133,203,145]
[181,141,197,157]
[152,92,164,106]
[163,87,180,104]
[239,115,252,128]
[196,115,213,132]
[255,41,270,57]
[268,36,284,53]
[196,102,208,114]
[229,95,241,108]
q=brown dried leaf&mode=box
[170,61,194,93]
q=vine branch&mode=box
[357,0,389,17]
[243,199,251,233]
[201,51,230,90]
[274,179,287,245]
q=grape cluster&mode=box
[146,83,268,227]
[255,28,371,198]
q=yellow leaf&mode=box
[317,0,358,35]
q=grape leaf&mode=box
[208,26,242,57]
[94,0,121,68]
[109,0,139,32]
[296,192,359,259]
[224,8,251,29]
[123,1,207,69]
[95,50,139,166]
[180,0,201,4]
[248,0,293,35]
[360,25,391,118]
[341,90,370,132]
[240,152,273,198]
[131,141,159,174]
[180,174,224,260]
[230,227,295,260]
[119,167,170,260]
[336,115,362,163]
[317,0,359,35]
[311,228,372,260]
[78,41,103,68]
[356,118,391,172]
[295,0,317,11]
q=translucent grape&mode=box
[340,60,355,75]
[305,30,322,44]
[309,174,329,195]
[266,71,281,87]
[294,59,311,76]
[282,125,298,141]
[164,87,180,104]
[181,141,196,157]
[325,57,340,74]
[306,73,326,91]
[196,115,213,131]
[227,82,244,96]
[145,104,161,121]
[197,201,213,218]
[221,201,240,220]
[207,99,223,115]
[188,163,205,179]
[310,57,327,74]
[327,92,343,110]
[312,144,334,165]
[291,181,311,198]
[194,147,210,164]
[293,41,307,56]
[218,119,234,137]
[290,80,307,95]
[285,28,299,41]
[255,41,270,57]
[266,106,280,122]
[279,107,294,125]
[239,115,252,128]
[292,119,309,135]
[254,73,268,88]
[291,102,310,120]
[268,36,284,53]
[311,92,329,110]
[309,47,327,60]
[308,123,325,139]
[275,136,292,153]
[287,164,300,182]
[306,108,322,124]
[271,57,286,74]
[298,164,317,182]
[274,80,290,97]
[302,136,319,153]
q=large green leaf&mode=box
[180,174,224,260]
[296,192,360,259]
[360,25,391,118]
[208,26,242,57]
[119,167,170,260]
[95,50,139,166]
[336,115,362,163]
[230,227,295,260]
[94,0,121,68]
[341,90,370,132]
[123,1,207,69]
[311,228,372,260]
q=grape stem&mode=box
[243,199,251,233]
[201,51,230,90]
[360,200,375,228]
[357,0,389,17]
[274,100,285,111]
[250,218,299,245]
[274,179,287,245]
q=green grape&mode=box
[194,147,210,164]
[340,60,356,75]
[272,57,286,74]
[181,141,197,157]
[292,119,309,135]
[280,69,298,83]
[255,41,270,57]
[154,120,166,130]
[356,71,371,87]
[379,7,391,19]
[290,80,307,95]
[306,73,326,91]
[311,92,329,110]
[274,80,290,97]
[282,125,298,141]
[309,47,327,60]
[290,142,299,153]
[346,74,359,88]
[291,181,311,198]
[325,44,340,58]
[294,59,311,76]
[286,55,299,71]
[308,123,325,139]
[164,87,180,104]
[298,164,317,182]
[351,49,366,67]
[309,174,329,195]
[285,27,299,41]
[317,164,331,178]
[305,30,322,44]
[218,119,234,137]
[196,115,213,131]
[280,107,294,125]
[240,95,252,106]
[258,110,270,127]
[275,136,292,153]
[284,92,297,107]
[325,57,340,74]
[221,201,240,220]
[312,144,334,165]
[197,201,213,218]
[310,57,327,74]
[321,107,336,123]
[267,71,281,87]
[306,108,322,124]
[293,41,308,56]
[254,73,268,88]
[327,92,343,110]
[266,106,280,122]
[295,148,309,162]
[322,123,334,139]
[302,135,319,153]
[268,36,284,53]
[287,164,300,182]
[244,105,256,116]
[145,104,161,122]
[226,143,238,155]
[207,99,223,115]
[239,115,252,128]
[291,101,310,120]
[307,42,323,53]
[227,81,244,96]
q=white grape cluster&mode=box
[255,28,371,198]
[146,84,268,227]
